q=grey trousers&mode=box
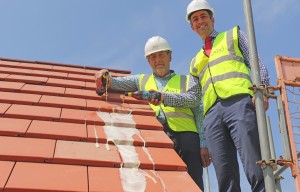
[204,95,265,192]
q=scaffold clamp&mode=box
[249,84,279,98]
[256,159,277,170]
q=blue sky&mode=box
[1,0,299,191]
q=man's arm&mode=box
[95,69,140,92]
[163,75,202,108]
[238,30,270,85]
[239,30,270,110]
[191,102,211,167]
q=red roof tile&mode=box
[86,125,173,148]
[0,118,31,136]
[68,73,94,82]
[65,87,98,99]
[4,104,61,121]
[31,69,68,79]
[6,74,48,84]
[47,77,85,89]
[0,66,32,75]
[0,103,11,115]
[0,161,15,190]
[0,60,20,67]
[0,73,9,79]
[0,136,55,162]
[18,62,53,70]
[136,146,186,170]
[52,65,86,74]
[0,91,41,105]
[5,162,88,192]
[0,58,202,192]
[60,108,102,124]
[88,167,201,192]
[0,81,25,92]
[52,140,121,167]
[39,95,86,109]
[20,84,65,96]
[86,81,97,90]
[26,120,87,141]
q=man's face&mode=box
[147,51,171,77]
[190,10,214,39]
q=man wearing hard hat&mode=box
[161,0,270,191]
[95,36,210,191]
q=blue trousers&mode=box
[163,124,204,191]
[204,95,265,192]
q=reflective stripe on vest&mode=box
[190,26,253,115]
[139,74,197,132]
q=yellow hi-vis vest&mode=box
[139,74,198,133]
[190,26,253,115]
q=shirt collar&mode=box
[153,70,175,79]
[202,30,219,43]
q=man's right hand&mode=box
[95,69,111,90]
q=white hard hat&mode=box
[144,36,172,58]
[186,0,214,22]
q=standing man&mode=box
[160,0,270,191]
[95,36,211,191]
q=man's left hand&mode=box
[200,147,211,168]
[252,96,269,111]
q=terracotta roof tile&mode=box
[136,146,186,171]
[31,70,68,79]
[5,162,88,191]
[0,60,20,67]
[0,136,55,162]
[85,81,97,90]
[4,104,61,121]
[88,166,125,192]
[0,73,9,79]
[86,99,115,112]
[38,95,86,109]
[47,77,85,89]
[0,58,203,192]
[52,140,121,167]
[65,87,99,99]
[98,92,125,103]
[86,100,155,116]
[6,74,48,84]
[18,62,53,70]
[60,108,103,125]
[0,118,31,136]
[86,125,173,148]
[88,167,201,192]
[52,65,86,74]
[68,73,94,82]
[0,66,32,75]
[138,129,173,148]
[157,170,202,191]
[0,161,15,190]
[0,103,11,115]
[133,115,163,130]
[26,120,87,141]
[20,84,65,96]
[0,81,25,91]
[88,167,165,192]
[0,91,41,105]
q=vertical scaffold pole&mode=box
[242,0,276,191]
